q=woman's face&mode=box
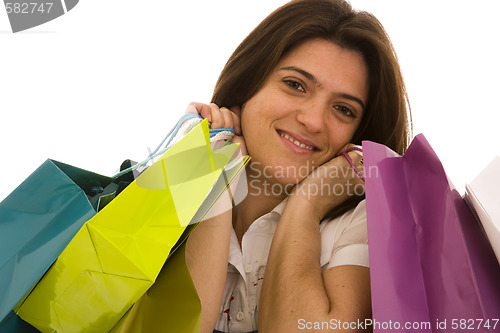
[241,38,369,185]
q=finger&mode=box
[219,107,235,130]
[344,150,364,182]
[336,143,362,156]
[185,103,198,114]
[332,143,364,182]
[336,143,351,156]
[208,103,225,128]
[343,145,363,166]
[189,102,212,122]
[229,106,242,135]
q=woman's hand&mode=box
[260,144,369,332]
[188,102,247,155]
[289,144,365,222]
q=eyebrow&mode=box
[279,66,366,110]
[280,66,320,86]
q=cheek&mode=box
[239,101,264,156]
[240,104,257,140]
[240,93,272,135]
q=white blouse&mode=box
[214,199,369,333]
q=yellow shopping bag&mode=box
[109,148,248,333]
[109,227,200,333]
[14,120,248,333]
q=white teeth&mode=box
[280,132,314,151]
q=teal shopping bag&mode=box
[0,311,39,332]
[0,159,114,325]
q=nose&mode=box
[296,103,325,133]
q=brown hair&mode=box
[211,0,412,216]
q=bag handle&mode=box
[113,114,236,178]
[341,146,365,182]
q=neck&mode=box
[232,163,288,244]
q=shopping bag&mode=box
[14,120,248,333]
[109,227,200,333]
[0,159,113,323]
[109,148,248,333]
[0,310,39,333]
[465,156,500,265]
[363,134,500,333]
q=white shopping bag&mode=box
[465,156,500,265]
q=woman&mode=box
[186,0,411,332]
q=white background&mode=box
[1,0,499,201]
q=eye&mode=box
[334,105,356,118]
[284,79,305,92]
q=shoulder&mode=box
[319,199,367,236]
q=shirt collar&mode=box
[270,197,289,216]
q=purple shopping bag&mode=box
[363,134,500,333]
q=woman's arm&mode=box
[259,151,371,333]
[185,102,244,333]
[186,195,233,333]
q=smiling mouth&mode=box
[278,131,317,151]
